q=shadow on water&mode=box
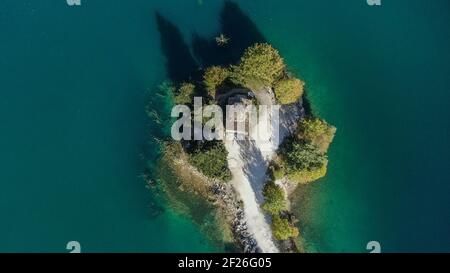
[156,1,267,84]
[192,1,267,67]
[301,91,314,117]
[219,1,267,63]
[155,12,200,83]
[191,33,229,67]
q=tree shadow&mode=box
[155,12,200,83]
[220,1,267,64]
[156,1,267,83]
[192,1,267,68]
[279,101,306,139]
[191,33,230,67]
[301,91,314,117]
[236,140,269,205]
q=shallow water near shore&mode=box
[0,0,449,252]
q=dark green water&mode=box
[0,0,449,252]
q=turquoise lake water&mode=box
[0,0,449,252]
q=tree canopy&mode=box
[271,214,299,241]
[262,182,286,215]
[297,118,336,153]
[282,141,327,172]
[280,140,328,184]
[287,164,327,184]
[274,78,305,104]
[174,82,195,105]
[231,43,285,90]
[187,141,232,182]
[203,66,230,98]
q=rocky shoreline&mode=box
[160,143,260,253]
[210,183,258,253]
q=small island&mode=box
[149,43,335,253]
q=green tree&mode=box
[262,182,286,215]
[203,66,229,98]
[271,214,299,241]
[268,162,285,180]
[188,141,232,182]
[288,164,327,184]
[297,118,336,153]
[281,140,328,184]
[231,43,285,90]
[282,141,327,172]
[175,82,195,105]
[274,78,305,104]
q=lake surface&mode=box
[0,0,448,252]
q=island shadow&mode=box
[301,91,314,117]
[155,12,201,83]
[155,1,268,81]
[192,1,267,68]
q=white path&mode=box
[224,90,304,253]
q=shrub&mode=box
[203,66,229,98]
[271,214,299,241]
[175,82,195,105]
[280,140,328,184]
[282,141,327,172]
[262,182,286,215]
[274,78,305,104]
[297,118,336,153]
[231,43,285,90]
[272,168,285,180]
[269,163,285,180]
[288,163,327,184]
[188,141,232,182]
[268,157,286,181]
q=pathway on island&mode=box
[224,90,304,253]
